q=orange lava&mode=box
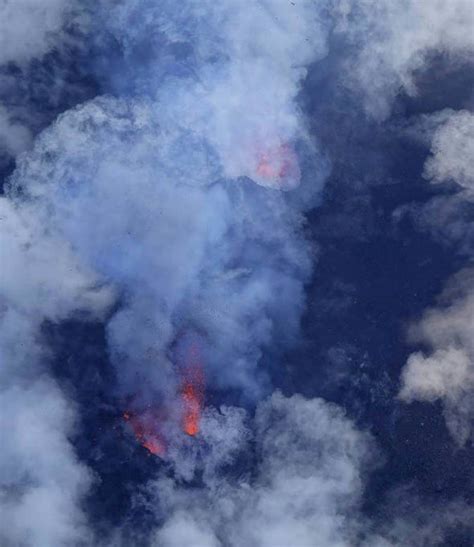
[123,409,166,456]
[179,335,205,437]
[123,332,206,452]
[181,378,204,436]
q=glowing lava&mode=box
[181,370,204,436]
[123,409,166,456]
[179,334,205,437]
[123,331,206,454]
[255,143,300,190]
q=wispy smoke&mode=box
[0,0,96,177]
[424,111,474,188]
[334,0,474,119]
[0,379,93,546]
[0,0,74,66]
[0,192,112,545]
[399,112,474,445]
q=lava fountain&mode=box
[123,408,166,456]
[123,330,206,455]
[177,331,205,437]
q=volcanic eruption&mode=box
[124,330,205,454]
[254,142,301,190]
[123,408,166,456]
[180,342,205,437]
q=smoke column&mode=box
[1,1,474,546]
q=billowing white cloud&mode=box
[0,105,32,157]
[0,0,76,65]
[424,110,474,189]
[2,1,473,544]
[0,155,113,546]
[397,112,474,257]
[334,0,474,119]
[150,392,376,547]
[150,392,472,547]
[0,379,93,547]
[8,94,319,404]
[400,269,474,444]
[1,3,330,543]
[399,102,474,446]
[401,348,472,403]
[0,0,94,163]
[0,196,112,545]
[103,0,330,191]
[7,0,331,409]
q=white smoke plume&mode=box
[0,379,93,547]
[1,1,474,545]
[147,392,377,547]
[7,0,331,410]
[400,111,474,444]
[2,2,330,544]
[0,4,111,531]
[400,268,474,445]
[0,105,32,158]
[424,110,474,189]
[0,0,77,66]
[0,196,113,545]
[334,0,474,119]
[127,392,471,547]
[0,0,96,173]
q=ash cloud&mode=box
[1,1,474,546]
[7,0,331,408]
[2,1,330,543]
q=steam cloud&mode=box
[400,111,474,445]
[150,392,376,547]
[1,0,473,546]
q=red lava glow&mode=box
[123,409,166,456]
[181,372,204,436]
[180,337,205,437]
[255,143,300,188]
[123,332,206,453]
